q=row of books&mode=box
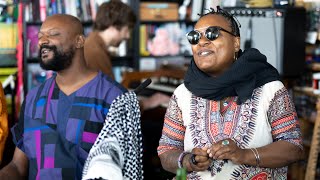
[23,0,128,22]
[0,22,18,67]
[22,0,226,23]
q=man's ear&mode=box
[76,35,85,48]
[234,36,240,52]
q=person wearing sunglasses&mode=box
[157,6,303,179]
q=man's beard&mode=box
[39,45,75,71]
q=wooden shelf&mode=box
[140,20,197,24]
[293,86,319,97]
[293,85,320,179]
[307,63,320,71]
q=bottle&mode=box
[176,168,187,180]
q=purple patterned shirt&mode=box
[11,71,127,180]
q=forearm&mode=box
[159,150,183,174]
[0,162,27,180]
[242,140,303,168]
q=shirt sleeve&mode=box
[157,94,186,155]
[267,87,303,149]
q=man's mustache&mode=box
[39,45,57,52]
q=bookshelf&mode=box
[292,85,320,180]
[21,0,213,93]
[21,0,139,94]
[14,0,319,179]
[20,1,213,179]
[136,0,205,72]
[290,2,320,178]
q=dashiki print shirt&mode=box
[158,81,302,180]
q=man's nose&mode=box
[38,35,49,46]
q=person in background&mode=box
[157,6,303,179]
[84,0,170,111]
[0,82,8,165]
[0,14,126,179]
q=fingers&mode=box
[188,140,240,172]
[188,147,212,172]
[191,147,208,156]
[190,152,211,164]
[188,153,212,171]
[207,139,237,160]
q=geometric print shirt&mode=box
[11,71,127,180]
[158,81,302,180]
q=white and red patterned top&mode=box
[158,81,302,180]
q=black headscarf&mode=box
[184,48,281,104]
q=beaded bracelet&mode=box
[178,152,190,168]
[250,148,260,167]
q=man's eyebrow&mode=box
[38,28,60,34]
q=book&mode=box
[0,22,18,66]
[26,25,40,58]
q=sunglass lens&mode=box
[205,27,219,41]
[187,31,200,45]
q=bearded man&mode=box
[0,14,127,179]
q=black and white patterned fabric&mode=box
[82,91,143,180]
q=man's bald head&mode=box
[38,14,86,72]
[43,14,84,36]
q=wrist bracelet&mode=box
[250,148,260,167]
[253,148,260,167]
[178,152,190,168]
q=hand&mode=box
[206,139,246,165]
[141,93,170,110]
[185,147,212,172]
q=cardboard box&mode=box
[140,2,179,21]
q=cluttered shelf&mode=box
[307,62,320,71]
[294,86,318,97]
[292,85,320,179]
[140,20,197,25]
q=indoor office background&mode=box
[0,0,319,179]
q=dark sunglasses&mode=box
[186,26,236,45]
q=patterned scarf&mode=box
[184,48,281,104]
[82,91,143,180]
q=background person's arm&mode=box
[0,147,28,179]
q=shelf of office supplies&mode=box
[292,85,320,180]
